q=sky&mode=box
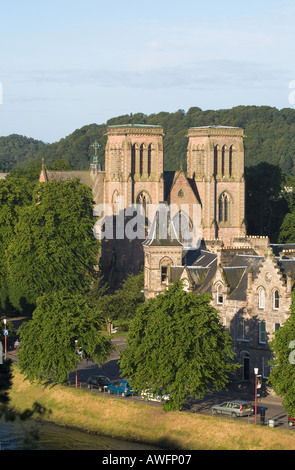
[1,0,295,143]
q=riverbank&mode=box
[7,366,295,450]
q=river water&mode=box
[0,417,160,451]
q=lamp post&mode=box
[254,367,259,424]
[3,318,7,360]
[75,339,78,389]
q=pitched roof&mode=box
[42,169,94,188]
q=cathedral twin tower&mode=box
[98,123,246,284]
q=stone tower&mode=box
[187,126,246,245]
[101,124,165,287]
[104,124,165,211]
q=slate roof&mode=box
[271,244,295,256]
[170,248,217,293]
[43,169,95,188]
[223,254,264,301]
[277,258,295,279]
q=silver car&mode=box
[211,400,254,418]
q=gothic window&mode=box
[238,318,250,341]
[218,192,229,223]
[273,289,279,310]
[214,145,218,175]
[161,266,168,283]
[222,146,226,176]
[217,283,223,304]
[258,287,265,309]
[131,144,136,174]
[140,144,144,176]
[229,145,233,177]
[148,144,152,176]
[172,211,193,245]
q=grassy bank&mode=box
[7,366,295,450]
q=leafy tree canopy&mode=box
[119,281,239,410]
[17,290,113,383]
[268,293,295,417]
[6,179,99,309]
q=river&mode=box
[0,417,161,451]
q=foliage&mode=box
[245,162,289,241]
[0,176,36,314]
[0,134,46,172]
[119,281,239,410]
[268,293,295,417]
[100,272,144,322]
[48,159,73,171]
[4,106,295,175]
[6,179,99,309]
[17,290,113,383]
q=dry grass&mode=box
[8,367,295,450]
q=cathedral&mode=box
[40,123,295,387]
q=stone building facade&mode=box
[39,122,295,385]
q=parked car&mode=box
[141,389,170,402]
[87,375,111,391]
[288,416,295,427]
[211,400,254,418]
[107,379,138,397]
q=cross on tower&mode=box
[91,141,101,163]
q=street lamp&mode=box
[75,339,78,389]
[254,367,259,424]
[3,318,7,360]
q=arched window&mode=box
[140,144,144,176]
[229,145,233,177]
[273,290,279,310]
[218,193,229,223]
[217,283,223,304]
[131,144,136,174]
[258,287,265,309]
[148,144,152,176]
[214,145,218,175]
[222,146,226,176]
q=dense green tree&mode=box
[49,159,73,171]
[279,213,295,243]
[268,294,295,417]
[0,176,36,314]
[119,281,239,410]
[6,179,99,309]
[101,271,144,322]
[17,290,112,383]
[0,134,46,172]
[245,162,289,242]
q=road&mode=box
[7,333,294,431]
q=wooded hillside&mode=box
[1,105,295,174]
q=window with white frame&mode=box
[273,289,279,310]
[258,287,265,309]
